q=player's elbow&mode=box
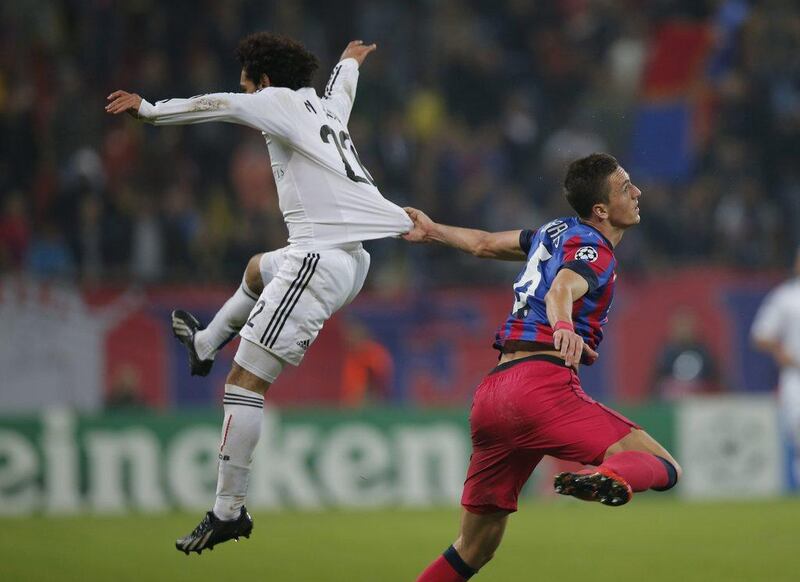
[471,234,496,258]
[471,243,491,258]
[544,284,569,306]
[751,336,773,353]
[543,289,554,308]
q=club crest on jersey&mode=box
[575,246,598,262]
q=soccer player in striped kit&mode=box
[405,154,681,581]
[106,35,412,553]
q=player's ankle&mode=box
[193,331,215,362]
[212,499,243,521]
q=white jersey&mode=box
[752,278,800,386]
[754,278,800,487]
[137,58,412,247]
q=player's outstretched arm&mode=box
[323,40,376,125]
[545,269,599,367]
[106,89,283,134]
[402,207,526,261]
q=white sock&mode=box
[194,280,259,361]
[213,384,264,520]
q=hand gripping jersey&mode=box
[137,58,412,247]
[494,217,617,362]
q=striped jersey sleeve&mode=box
[558,235,615,294]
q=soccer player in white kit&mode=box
[106,34,412,553]
[752,247,800,489]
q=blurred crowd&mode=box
[1,0,799,288]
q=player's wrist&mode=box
[553,321,574,333]
[427,222,447,244]
[137,98,155,119]
[338,57,360,69]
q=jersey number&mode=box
[246,300,266,327]
[320,125,374,185]
[512,243,552,315]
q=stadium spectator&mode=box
[105,365,146,411]
[654,308,722,400]
[26,219,76,280]
[340,320,394,407]
[0,192,30,272]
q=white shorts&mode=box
[235,243,370,378]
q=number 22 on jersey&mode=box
[320,124,374,185]
[513,243,551,315]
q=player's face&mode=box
[240,70,258,94]
[604,166,641,228]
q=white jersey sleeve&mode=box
[321,58,359,125]
[137,88,297,141]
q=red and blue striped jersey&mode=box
[494,217,617,363]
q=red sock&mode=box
[595,451,672,492]
[416,555,467,582]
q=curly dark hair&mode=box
[564,153,619,219]
[236,32,320,90]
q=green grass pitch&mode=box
[2,498,799,581]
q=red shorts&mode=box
[461,355,640,514]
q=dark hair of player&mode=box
[236,32,320,90]
[563,153,620,219]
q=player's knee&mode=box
[226,362,270,395]
[244,254,264,294]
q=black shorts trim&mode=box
[489,354,567,374]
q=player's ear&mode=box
[592,203,609,221]
[258,74,270,90]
